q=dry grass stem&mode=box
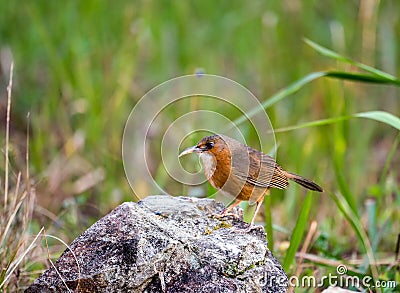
[4,61,14,210]
[288,220,318,293]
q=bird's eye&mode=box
[205,141,214,149]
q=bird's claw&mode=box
[229,224,264,233]
[212,212,241,220]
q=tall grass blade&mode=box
[328,192,380,290]
[333,159,357,215]
[0,194,25,248]
[4,62,14,210]
[232,41,400,133]
[355,111,400,130]
[231,72,326,127]
[274,110,399,217]
[325,71,400,85]
[304,39,399,82]
[232,71,400,129]
[379,133,400,185]
[274,111,400,133]
[0,227,44,289]
[304,39,353,63]
[274,116,350,133]
[44,233,80,292]
[365,198,377,252]
[282,192,312,272]
[264,195,274,252]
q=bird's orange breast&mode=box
[210,152,231,190]
[203,149,267,202]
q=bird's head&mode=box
[178,135,228,158]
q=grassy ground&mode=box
[1,1,399,292]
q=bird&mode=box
[179,134,323,226]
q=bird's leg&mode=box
[224,195,266,233]
[221,199,242,216]
[213,199,242,219]
[249,194,265,226]
[229,193,268,233]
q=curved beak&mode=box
[178,145,199,157]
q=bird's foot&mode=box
[212,212,241,221]
[229,224,264,233]
[211,213,264,233]
[244,224,264,232]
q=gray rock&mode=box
[26,195,288,292]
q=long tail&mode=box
[284,172,323,192]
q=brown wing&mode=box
[231,146,289,190]
[246,148,289,189]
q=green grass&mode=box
[1,1,399,291]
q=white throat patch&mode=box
[199,152,216,180]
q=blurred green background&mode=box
[0,0,399,291]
